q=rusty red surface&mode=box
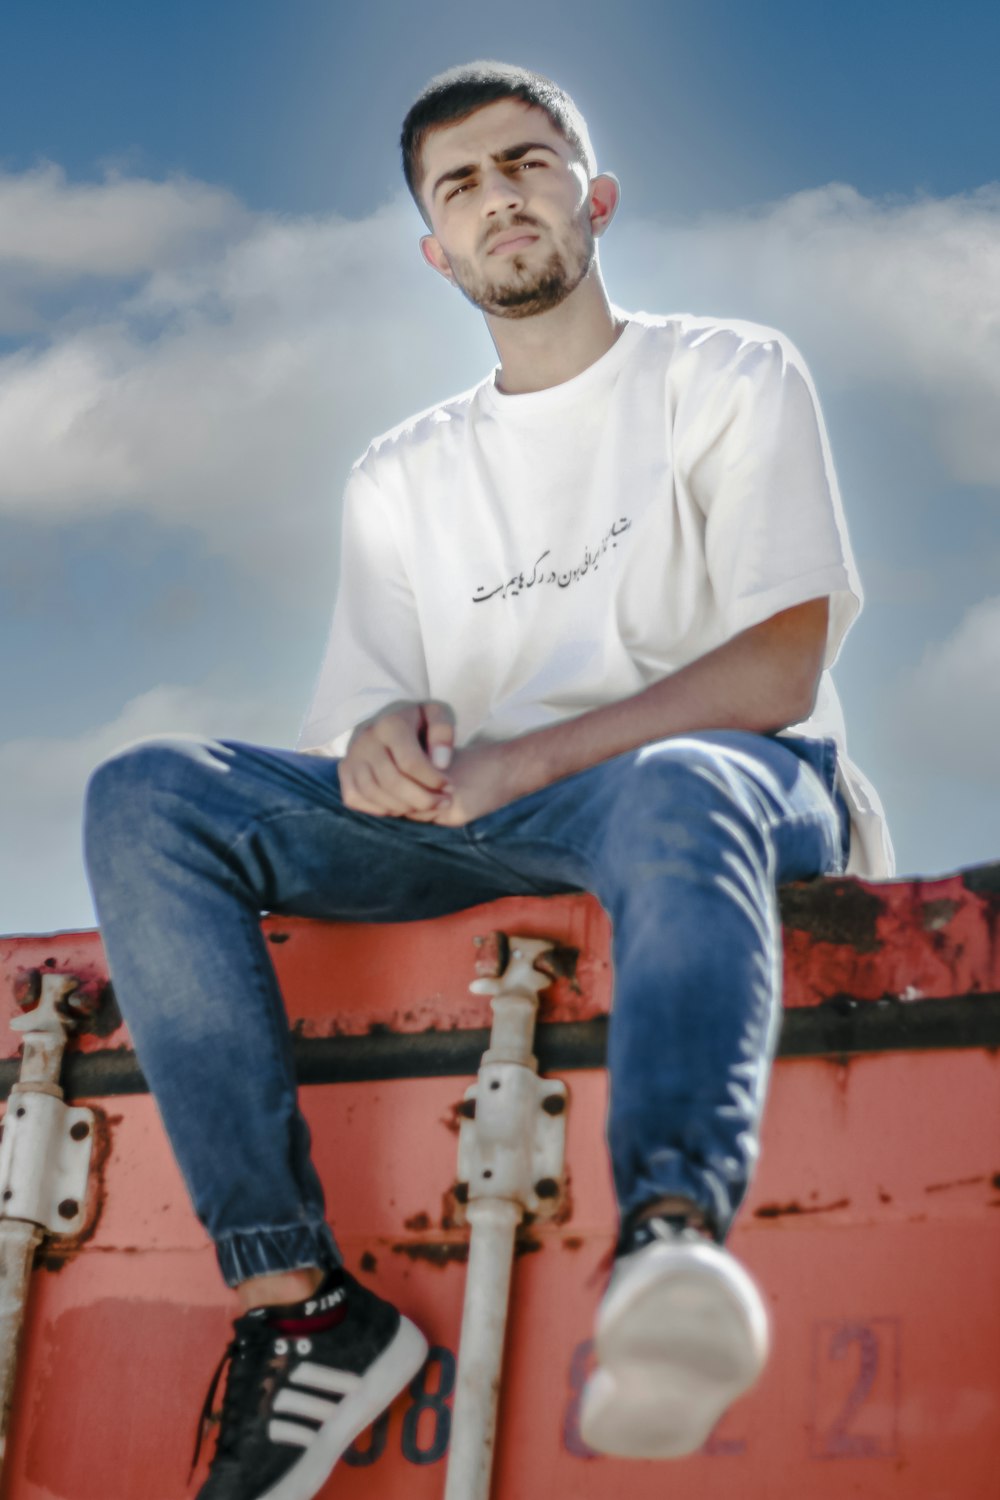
[1,864,998,1056]
[4,1053,1000,1499]
[1,864,998,1498]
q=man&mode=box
[84,60,892,1500]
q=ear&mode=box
[420,233,456,284]
[588,172,620,237]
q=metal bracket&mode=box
[456,1068,567,1218]
[453,934,570,1224]
[0,1093,95,1236]
[0,973,97,1236]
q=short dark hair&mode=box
[400,60,597,220]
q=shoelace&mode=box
[189,1321,276,1480]
[588,1212,713,1287]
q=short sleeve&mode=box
[297,463,430,755]
[678,330,862,667]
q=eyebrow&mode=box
[431,141,560,200]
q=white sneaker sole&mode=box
[260,1315,429,1500]
[579,1242,769,1459]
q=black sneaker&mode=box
[193,1270,428,1499]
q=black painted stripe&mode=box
[0,994,998,1101]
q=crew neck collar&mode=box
[481,314,645,416]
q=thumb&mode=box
[422,701,455,770]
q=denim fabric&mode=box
[83,729,848,1284]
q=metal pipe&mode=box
[443,1197,521,1500]
[0,974,96,1476]
[444,935,569,1500]
[0,1220,43,1465]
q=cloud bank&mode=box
[889,596,1000,783]
[0,171,997,581]
[1,166,997,929]
[0,682,296,935]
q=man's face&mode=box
[417,99,604,319]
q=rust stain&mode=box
[562,1236,584,1251]
[925,1175,987,1194]
[921,899,960,932]
[392,1240,469,1267]
[359,1251,377,1273]
[404,1211,432,1231]
[878,1188,893,1204]
[440,1185,468,1230]
[778,880,883,953]
[267,932,290,945]
[754,1197,850,1220]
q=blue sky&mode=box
[1,0,998,932]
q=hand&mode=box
[338,701,455,817]
[416,739,527,828]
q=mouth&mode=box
[487,231,541,256]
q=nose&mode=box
[480,164,524,218]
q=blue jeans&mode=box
[83,730,848,1286]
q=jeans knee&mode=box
[84,736,207,860]
[604,742,769,874]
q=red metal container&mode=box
[1,864,998,1499]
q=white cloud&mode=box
[0,187,489,588]
[888,596,1000,783]
[0,168,997,597]
[0,683,299,935]
[0,164,244,278]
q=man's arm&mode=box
[428,596,830,826]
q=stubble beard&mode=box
[446,214,596,320]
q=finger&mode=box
[338,762,389,818]
[422,701,456,770]
[353,758,414,817]
[377,715,449,793]
[370,743,452,812]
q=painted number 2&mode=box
[811,1319,900,1459]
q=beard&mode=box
[444,212,596,320]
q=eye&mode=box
[445,182,473,201]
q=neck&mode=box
[486,268,625,395]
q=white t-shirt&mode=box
[299,312,893,879]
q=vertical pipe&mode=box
[0,1219,44,1465]
[443,1198,521,1500]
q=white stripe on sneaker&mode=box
[267,1420,316,1449]
[292,1361,362,1397]
[273,1388,341,1425]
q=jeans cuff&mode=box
[215,1220,341,1288]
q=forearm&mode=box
[498,599,829,800]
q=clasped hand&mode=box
[337,701,517,827]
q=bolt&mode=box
[454,1182,469,1204]
[535,1178,559,1199]
[2,1190,12,1202]
[457,1099,476,1119]
[542,1094,565,1115]
[482,1170,493,1179]
[15,1107,25,1119]
[57,1199,79,1220]
[70,1121,90,1141]
[489,1080,501,1091]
